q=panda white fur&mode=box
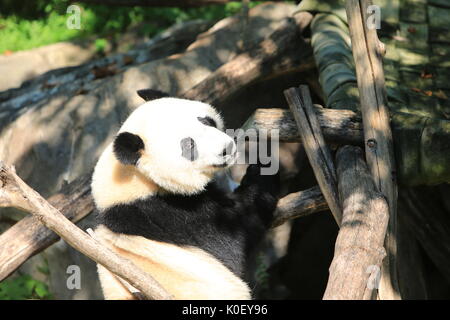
[91,89,279,300]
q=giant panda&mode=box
[91,89,280,300]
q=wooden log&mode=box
[272,185,327,228]
[323,145,389,300]
[284,86,342,225]
[0,173,93,281]
[0,162,172,300]
[182,12,314,105]
[345,0,399,299]
[241,107,363,144]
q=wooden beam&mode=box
[0,162,172,300]
[345,0,399,299]
[0,174,93,281]
[284,86,342,225]
[323,145,389,300]
[242,107,363,144]
[272,185,328,228]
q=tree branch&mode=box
[284,86,342,225]
[0,162,172,300]
[241,107,363,144]
[0,174,93,281]
[272,185,327,228]
[323,145,389,300]
[345,0,400,299]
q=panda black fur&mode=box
[91,90,279,299]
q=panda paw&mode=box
[239,162,280,197]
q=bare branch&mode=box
[272,185,327,228]
[0,162,172,300]
[284,86,342,225]
[345,0,399,299]
[241,107,363,144]
[0,174,93,281]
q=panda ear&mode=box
[113,132,145,166]
[137,89,169,102]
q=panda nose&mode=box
[220,140,236,157]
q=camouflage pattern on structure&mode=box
[296,0,450,186]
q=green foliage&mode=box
[94,38,108,54]
[0,1,269,53]
[0,12,79,52]
[0,275,52,300]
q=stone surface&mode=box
[0,42,96,92]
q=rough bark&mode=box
[284,86,342,225]
[0,162,172,300]
[241,107,363,144]
[272,185,327,228]
[0,174,93,281]
[345,0,400,299]
[323,145,389,300]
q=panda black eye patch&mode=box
[181,137,198,161]
[197,116,217,128]
[113,132,145,166]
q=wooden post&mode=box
[323,145,389,300]
[345,0,399,299]
[284,86,342,225]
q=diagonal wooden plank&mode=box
[323,145,389,300]
[284,86,342,225]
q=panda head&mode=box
[94,90,237,205]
